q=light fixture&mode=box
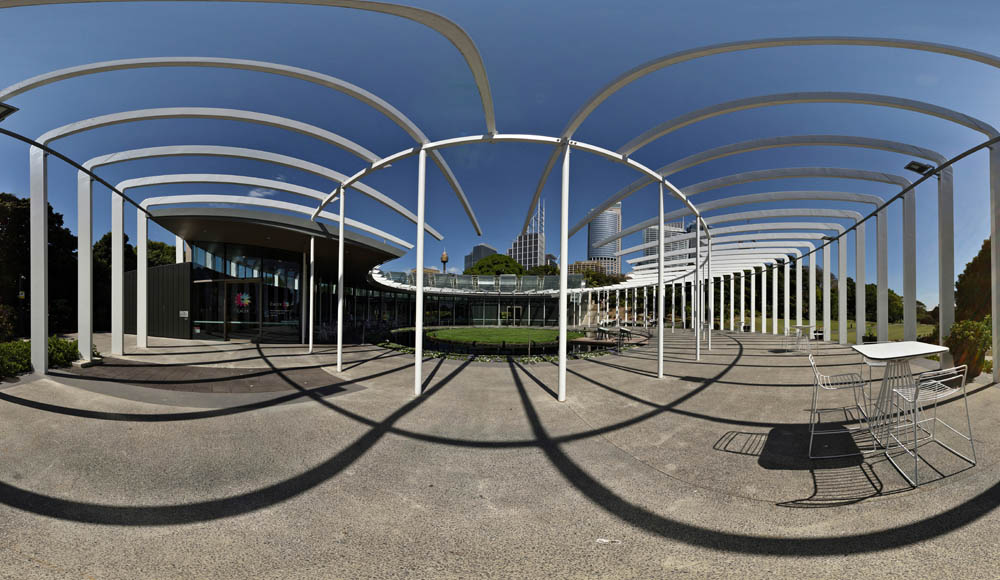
[0,102,17,123]
[904,160,934,175]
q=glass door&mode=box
[226,279,261,340]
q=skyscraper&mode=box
[643,218,687,260]
[463,243,497,271]
[507,201,545,269]
[587,202,622,275]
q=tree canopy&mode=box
[465,254,525,275]
[527,264,558,276]
[956,237,990,322]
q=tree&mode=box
[583,270,626,287]
[955,237,990,322]
[526,264,558,276]
[148,240,177,267]
[465,254,525,275]
[0,192,78,336]
[864,283,904,323]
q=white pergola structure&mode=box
[3,1,998,394]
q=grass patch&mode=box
[427,327,584,345]
[730,318,934,343]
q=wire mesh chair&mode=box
[886,365,976,486]
[808,354,870,459]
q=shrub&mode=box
[945,317,992,378]
[0,304,15,342]
[0,340,31,377]
[0,336,79,378]
[48,336,80,368]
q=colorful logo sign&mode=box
[235,292,251,307]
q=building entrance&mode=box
[193,278,263,341]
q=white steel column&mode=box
[137,211,148,349]
[111,191,124,356]
[750,269,756,333]
[77,172,93,363]
[938,169,955,367]
[308,236,315,354]
[838,238,848,345]
[301,253,307,344]
[729,274,735,331]
[414,149,427,396]
[695,221,701,360]
[772,264,778,335]
[784,259,790,336]
[740,271,745,331]
[796,257,803,327]
[856,223,866,345]
[823,244,831,341]
[657,183,664,378]
[810,252,817,333]
[175,235,184,263]
[990,148,999,383]
[681,282,686,329]
[671,283,676,332]
[336,188,345,372]
[761,264,767,334]
[30,147,48,372]
[877,209,889,342]
[558,144,570,402]
[707,237,712,350]
[903,190,917,341]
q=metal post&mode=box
[414,149,427,396]
[877,209,889,342]
[902,189,917,341]
[810,252,817,333]
[301,252,307,344]
[838,238,848,345]
[558,144,570,402]
[695,220,701,360]
[761,263,767,335]
[784,259,790,338]
[137,211,147,349]
[772,262,778,335]
[856,223,866,345]
[657,183,664,378]
[77,172,93,363]
[308,236,315,354]
[111,191,124,356]
[823,244,831,342]
[29,146,48,372]
[707,235,712,350]
[797,255,803,328]
[937,170,954,367]
[729,273,734,332]
[750,269,756,333]
[336,188,345,372]
[681,281,686,329]
[989,148,999,383]
[740,271,745,332]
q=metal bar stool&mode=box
[808,354,870,459]
[886,365,976,486]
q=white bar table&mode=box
[851,341,949,446]
[790,324,814,351]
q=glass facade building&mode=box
[587,202,621,274]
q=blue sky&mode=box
[1,0,999,307]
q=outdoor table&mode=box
[790,324,814,351]
[851,341,949,447]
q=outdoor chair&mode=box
[886,365,976,486]
[808,354,869,459]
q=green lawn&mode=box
[698,318,935,343]
[427,327,584,345]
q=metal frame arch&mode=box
[37,107,379,162]
[83,145,442,238]
[2,57,481,234]
[521,36,1000,230]
[0,0,497,134]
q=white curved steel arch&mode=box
[84,145,442,238]
[522,36,1000,231]
[0,0,496,134]
[3,57,480,234]
[137,194,412,249]
[621,92,998,155]
[37,107,378,161]
[120,173,334,202]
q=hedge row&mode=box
[0,336,80,378]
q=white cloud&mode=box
[248,187,277,198]
[274,173,289,182]
[447,266,461,274]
